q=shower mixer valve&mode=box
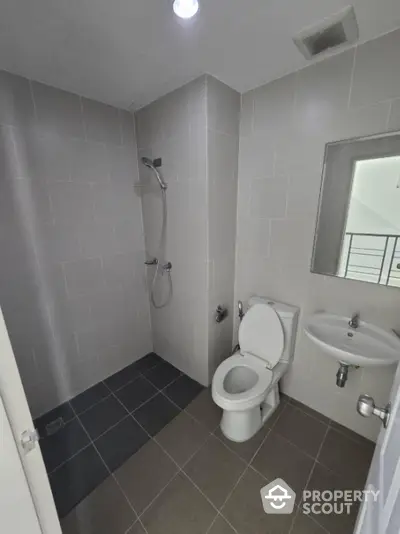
[144,258,158,266]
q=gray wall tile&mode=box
[235,28,400,442]
[0,71,34,127]
[0,71,151,417]
[63,258,105,297]
[31,81,84,138]
[350,30,400,108]
[82,97,122,145]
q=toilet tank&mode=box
[248,297,299,364]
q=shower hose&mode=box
[150,189,173,309]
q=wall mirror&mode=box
[311,132,400,288]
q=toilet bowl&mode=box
[212,298,298,443]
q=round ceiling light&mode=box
[173,0,199,19]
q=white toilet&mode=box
[212,297,299,443]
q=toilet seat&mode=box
[212,353,273,411]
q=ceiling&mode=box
[1,0,400,109]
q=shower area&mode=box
[0,70,240,527]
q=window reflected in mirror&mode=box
[312,133,400,289]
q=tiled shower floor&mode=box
[35,353,375,534]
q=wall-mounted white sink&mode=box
[304,313,400,367]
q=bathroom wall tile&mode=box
[63,258,104,297]
[295,50,354,118]
[253,72,296,139]
[207,75,240,135]
[350,29,400,108]
[238,132,275,182]
[31,81,84,139]
[71,139,111,184]
[40,221,82,263]
[250,175,288,220]
[234,30,400,441]
[81,97,122,145]
[78,219,118,259]
[28,131,72,183]
[0,71,34,127]
[388,98,400,130]
[240,90,254,138]
[119,109,136,147]
[108,144,138,185]
[48,181,94,224]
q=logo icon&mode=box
[260,479,296,514]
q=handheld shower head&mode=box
[141,157,168,190]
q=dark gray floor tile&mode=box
[274,404,328,458]
[156,411,210,466]
[222,468,293,534]
[79,395,128,440]
[95,416,150,472]
[305,463,360,533]
[164,375,204,408]
[289,398,331,425]
[115,376,158,412]
[184,435,246,508]
[186,388,222,431]
[104,362,142,391]
[330,420,375,446]
[126,521,146,534]
[214,423,270,463]
[134,352,163,373]
[49,445,108,518]
[208,516,236,534]
[251,431,314,503]
[143,361,181,389]
[291,511,326,534]
[70,382,110,415]
[115,440,178,514]
[40,418,90,473]
[35,401,75,437]
[141,472,215,534]
[318,427,374,488]
[61,475,135,534]
[134,393,180,436]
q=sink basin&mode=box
[304,313,400,367]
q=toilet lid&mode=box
[238,303,284,368]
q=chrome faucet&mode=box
[348,312,360,329]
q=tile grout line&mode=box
[289,423,331,534]
[70,401,151,534]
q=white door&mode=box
[0,307,62,534]
[354,360,400,534]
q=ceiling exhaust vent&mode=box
[293,6,359,60]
